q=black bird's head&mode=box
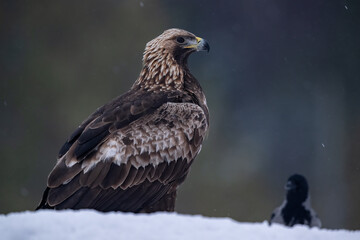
[285,174,309,204]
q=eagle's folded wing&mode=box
[41,101,207,212]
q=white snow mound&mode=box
[0,210,359,240]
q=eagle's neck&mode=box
[132,46,209,125]
[133,48,187,91]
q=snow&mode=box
[0,210,359,240]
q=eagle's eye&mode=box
[176,37,185,44]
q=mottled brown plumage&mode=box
[36,29,210,213]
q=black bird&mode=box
[269,174,321,227]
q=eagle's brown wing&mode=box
[37,89,208,212]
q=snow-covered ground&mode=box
[0,210,359,240]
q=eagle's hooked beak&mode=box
[185,37,210,52]
[195,37,210,52]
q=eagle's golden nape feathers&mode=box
[36,28,210,213]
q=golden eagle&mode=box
[36,29,210,213]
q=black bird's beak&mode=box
[285,181,296,191]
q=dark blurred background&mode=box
[1,0,359,230]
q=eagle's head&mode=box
[136,28,209,91]
[144,28,209,64]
